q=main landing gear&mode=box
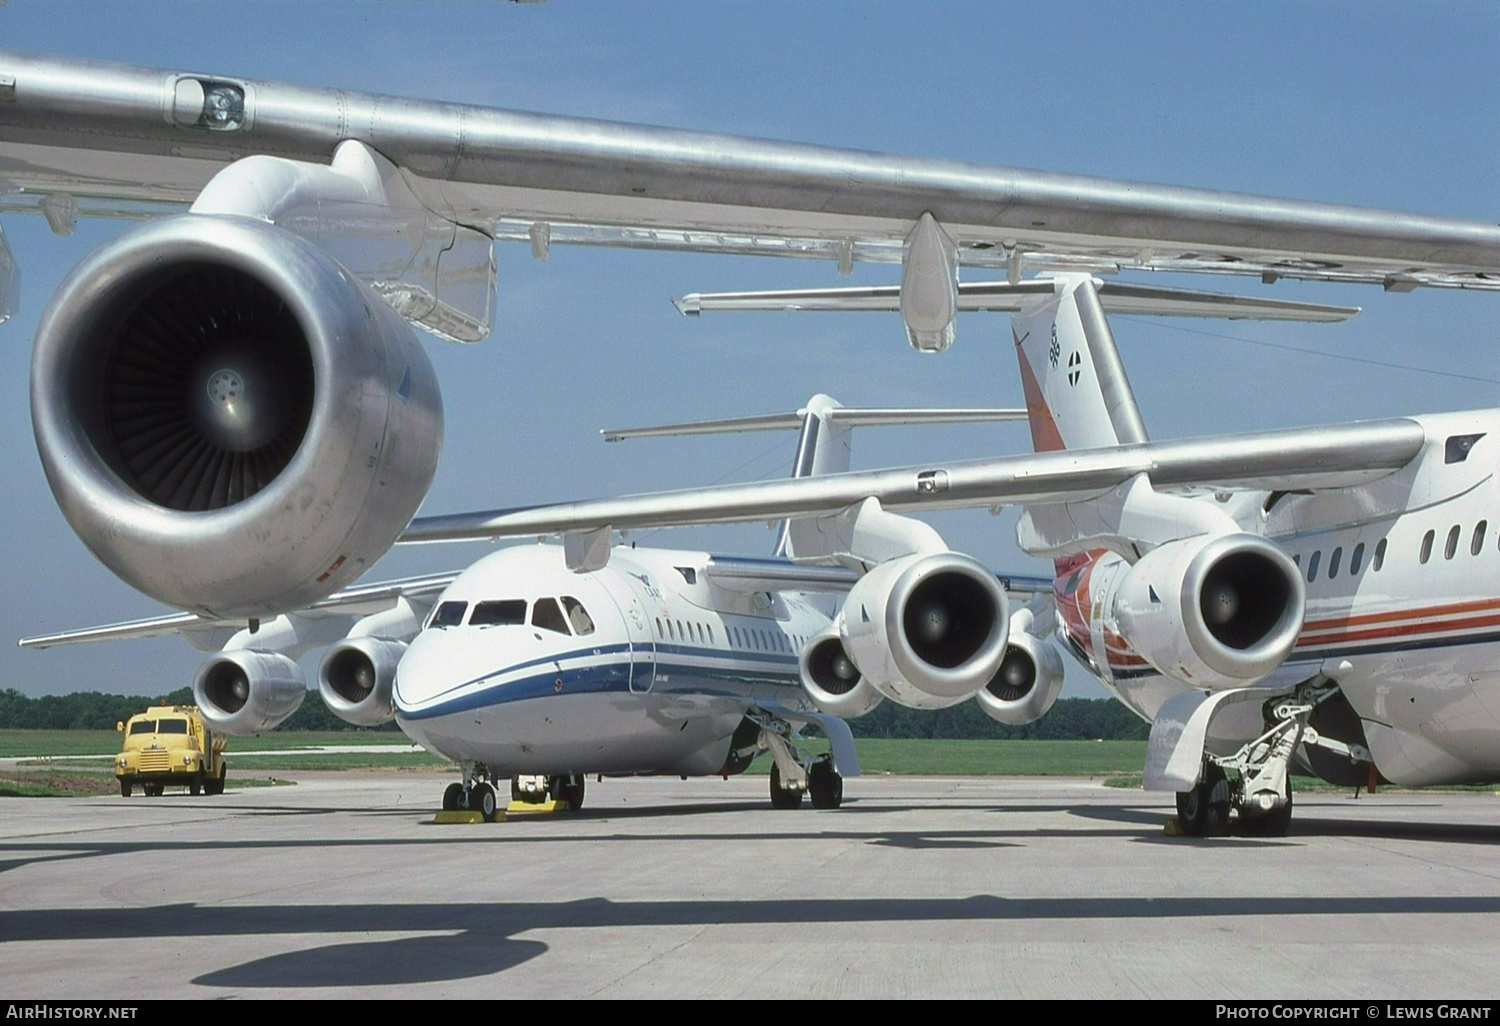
[751,711,843,810]
[1173,680,1361,838]
[510,773,586,810]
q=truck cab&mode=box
[115,705,227,797]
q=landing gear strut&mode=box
[749,710,843,810]
[441,763,500,821]
[1172,679,1360,838]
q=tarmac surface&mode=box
[2,772,1499,1000]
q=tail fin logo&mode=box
[1067,351,1082,387]
[1048,325,1060,368]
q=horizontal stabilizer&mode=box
[674,279,1360,322]
[603,405,1027,441]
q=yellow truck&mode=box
[115,705,227,797]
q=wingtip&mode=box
[673,294,701,317]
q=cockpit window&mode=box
[531,598,570,635]
[430,601,468,628]
[158,719,189,734]
[561,597,595,636]
[470,600,527,626]
[129,720,155,736]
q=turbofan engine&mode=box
[317,637,406,727]
[31,214,443,618]
[798,627,885,718]
[1111,533,1304,690]
[975,611,1065,726]
[193,650,307,735]
[839,552,1010,709]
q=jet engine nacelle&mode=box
[31,214,443,618]
[975,623,1065,726]
[840,551,1010,709]
[317,637,406,727]
[1110,533,1305,690]
[798,627,885,718]
[193,650,307,735]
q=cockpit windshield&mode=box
[531,598,570,635]
[562,597,595,636]
[470,600,527,626]
[429,601,468,628]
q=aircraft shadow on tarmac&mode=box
[4,892,1500,989]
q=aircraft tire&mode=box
[555,774,586,810]
[1175,763,1230,837]
[769,764,804,810]
[442,782,463,811]
[808,758,843,809]
[472,782,498,822]
[1241,782,1293,837]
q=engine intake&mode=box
[31,214,442,617]
[1112,533,1305,689]
[975,619,1065,726]
[318,637,406,727]
[193,650,306,735]
[798,628,884,718]
[840,551,1010,709]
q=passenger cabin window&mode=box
[1474,521,1489,556]
[470,600,527,626]
[1328,547,1343,579]
[1350,543,1365,575]
[562,597,595,636]
[1374,538,1387,571]
[430,601,469,628]
[531,598,570,635]
[1306,550,1320,583]
[1419,530,1434,565]
[1445,525,1461,560]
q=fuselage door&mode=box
[600,570,656,694]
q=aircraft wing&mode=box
[5,49,1500,296]
[17,572,459,650]
[402,419,1426,543]
[702,556,1049,597]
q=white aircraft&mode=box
[400,271,1500,836]
[5,51,1500,629]
[24,396,1063,816]
[4,53,1497,828]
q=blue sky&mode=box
[1,1,1498,699]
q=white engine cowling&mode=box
[192,650,307,735]
[1111,533,1304,690]
[318,637,406,727]
[975,622,1065,726]
[30,214,443,618]
[840,551,1010,709]
[798,627,885,718]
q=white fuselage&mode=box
[1055,409,1500,786]
[393,544,828,776]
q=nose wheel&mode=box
[441,766,499,821]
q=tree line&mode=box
[0,687,1144,739]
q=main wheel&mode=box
[769,763,804,809]
[1242,781,1294,837]
[472,782,498,822]
[119,779,132,797]
[442,782,463,811]
[808,758,843,809]
[1175,762,1230,837]
[554,774,586,810]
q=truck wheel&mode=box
[190,771,203,796]
[205,765,226,796]
[119,780,132,797]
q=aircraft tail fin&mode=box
[600,397,1026,556]
[1012,273,1148,454]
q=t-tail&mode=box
[600,395,1028,556]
